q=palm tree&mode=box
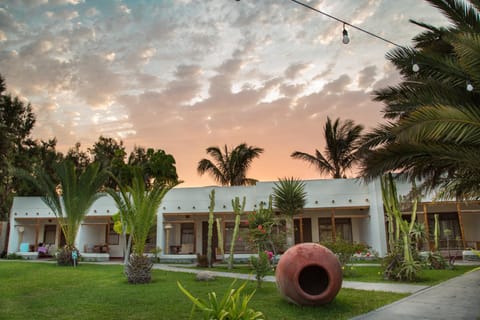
[291,117,364,178]
[107,168,178,284]
[272,177,307,248]
[197,143,264,186]
[20,160,108,265]
[360,0,480,199]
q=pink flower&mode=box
[265,251,273,260]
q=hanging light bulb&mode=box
[342,24,349,44]
[466,81,474,92]
[412,57,419,72]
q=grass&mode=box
[0,261,407,320]
[188,262,478,285]
[342,265,478,285]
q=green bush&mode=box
[196,254,209,267]
[249,251,272,288]
[321,239,366,273]
[426,251,447,270]
[383,247,422,281]
[6,253,23,260]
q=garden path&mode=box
[152,264,428,294]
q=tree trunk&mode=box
[285,217,294,248]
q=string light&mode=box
[235,0,478,91]
[342,24,349,44]
[236,0,420,72]
[467,81,474,92]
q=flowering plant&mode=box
[247,199,274,252]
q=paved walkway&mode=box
[153,264,428,293]
[351,268,480,320]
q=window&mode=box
[180,223,195,254]
[43,225,56,245]
[428,213,462,248]
[318,218,352,242]
[107,223,119,245]
[224,222,250,253]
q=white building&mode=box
[6,178,480,260]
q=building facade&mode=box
[7,178,480,260]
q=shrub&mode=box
[6,253,23,260]
[383,247,421,281]
[249,251,273,288]
[321,239,366,274]
[426,251,447,270]
[196,254,209,267]
[178,281,265,320]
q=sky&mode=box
[0,0,448,187]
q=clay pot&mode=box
[275,243,342,306]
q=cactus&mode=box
[228,196,245,270]
[216,217,224,257]
[381,173,421,281]
[207,189,215,268]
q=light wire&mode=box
[289,0,404,48]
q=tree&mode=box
[360,0,480,199]
[0,74,36,220]
[14,138,63,196]
[107,167,178,283]
[197,143,264,186]
[129,146,179,184]
[89,136,127,189]
[272,177,307,248]
[291,117,364,178]
[19,160,108,265]
[65,142,91,173]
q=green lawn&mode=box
[343,265,478,285]
[190,263,478,285]
[0,261,407,320]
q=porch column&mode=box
[423,204,431,251]
[164,223,172,254]
[105,220,110,252]
[331,208,336,242]
[35,219,40,249]
[157,211,164,256]
[299,213,304,243]
[456,202,466,248]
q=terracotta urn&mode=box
[275,243,342,306]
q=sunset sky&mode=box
[0,0,447,186]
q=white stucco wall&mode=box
[9,178,479,257]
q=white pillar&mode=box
[157,210,165,255]
[367,179,388,257]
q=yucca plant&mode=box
[272,177,307,248]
